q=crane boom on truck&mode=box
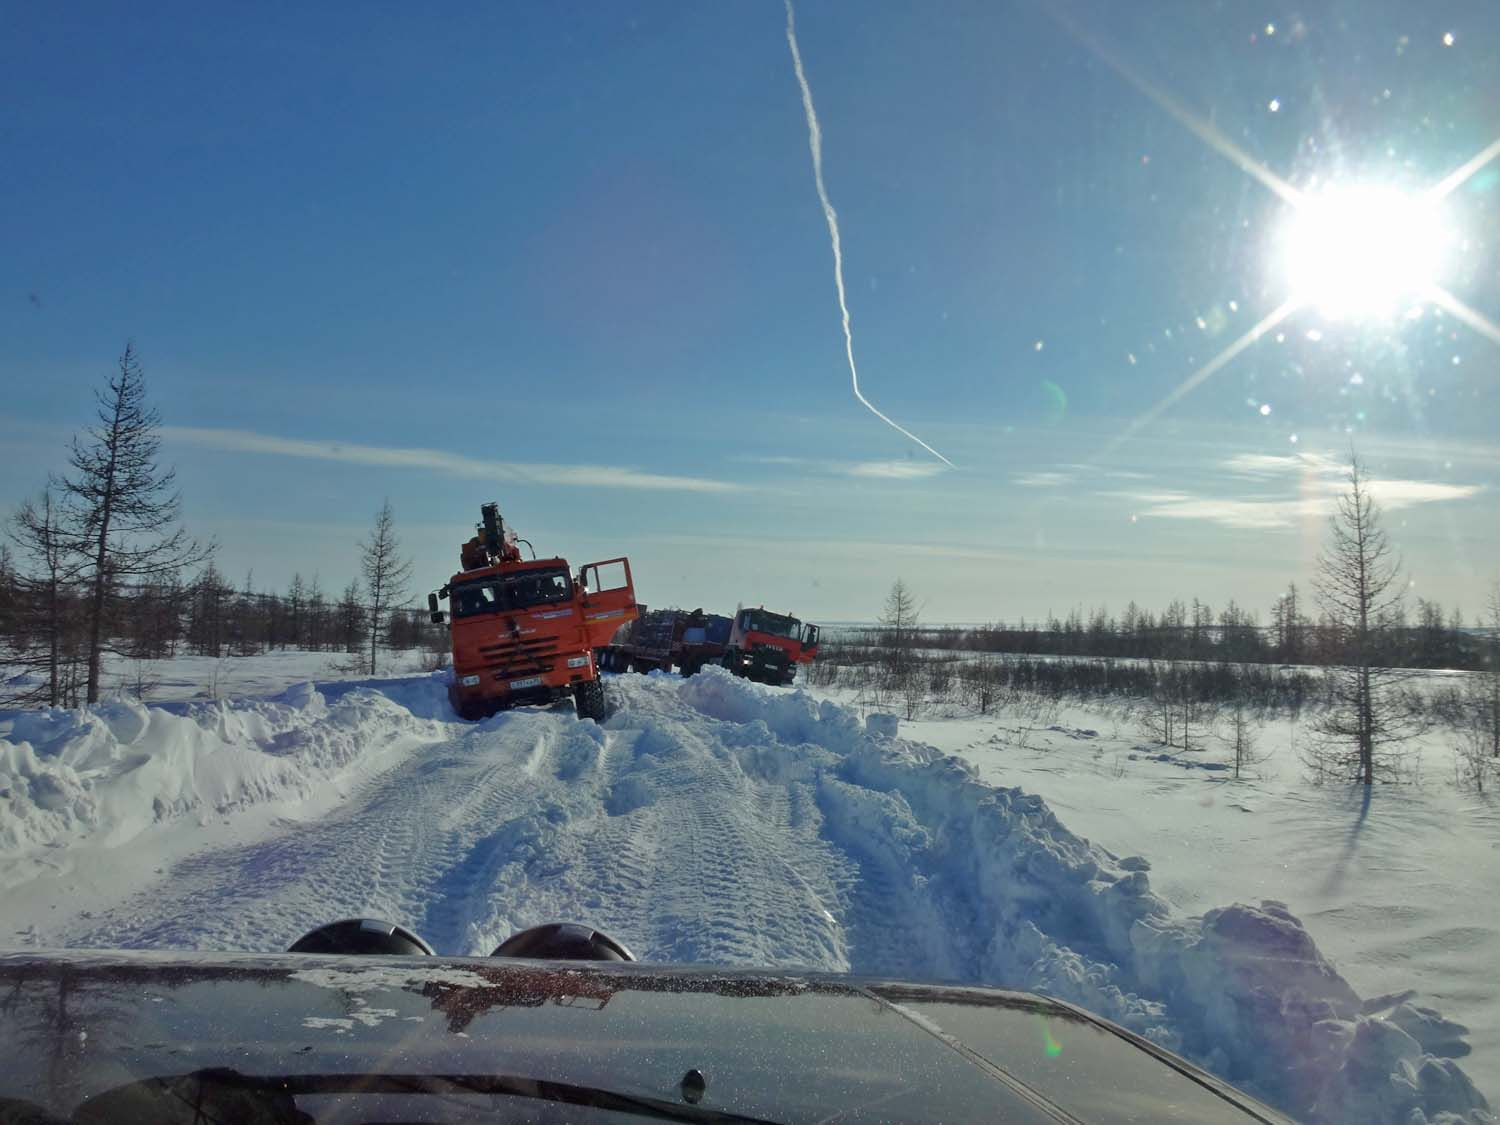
[429,502,638,721]
[598,604,819,686]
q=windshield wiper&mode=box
[75,1067,786,1125]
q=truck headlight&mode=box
[566,655,590,669]
[460,674,481,687]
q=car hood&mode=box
[0,950,1289,1123]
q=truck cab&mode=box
[434,504,637,721]
[724,608,820,685]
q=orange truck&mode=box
[597,605,820,686]
[721,606,821,684]
[428,503,638,721]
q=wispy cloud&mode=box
[1221,451,1342,477]
[730,453,948,481]
[1013,470,1075,488]
[1112,470,1480,530]
[844,460,949,480]
[1363,478,1482,510]
[1012,464,1148,488]
[1121,493,1321,530]
[162,426,742,492]
[734,455,812,467]
[643,532,1023,563]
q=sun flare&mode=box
[1278,184,1453,319]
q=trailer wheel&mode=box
[574,679,608,722]
[680,657,700,677]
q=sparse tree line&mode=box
[0,561,443,697]
[1,345,440,708]
[838,590,1489,672]
[809,640,1321,711]
[810,458,1500,792]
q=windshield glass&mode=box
[2,4,1496,1122]
[452,568,571,617]
[743,610,802,641]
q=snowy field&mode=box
[835,690,1500,1108]
[1,655,1494,1123]
[1,646,440,706]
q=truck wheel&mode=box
[450,684,481,721]
[574,679,608,722]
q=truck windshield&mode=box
[744,611,802,641]
[506,568,572,609]
[451,568,572,618]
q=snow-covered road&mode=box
[2,668,1493,1123]
[51,692,855,968]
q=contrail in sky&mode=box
[783,0,954,467]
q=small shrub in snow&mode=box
[1452,723,1494,793]
[1217,701,1271,779]
[899,675,924,720]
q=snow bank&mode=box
[2,663,1489,1122]
[0,674,451,874]
[677,668,1492,1125]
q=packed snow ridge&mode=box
[0,667,1491,1124]
[0,677,451,874]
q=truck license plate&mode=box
[508,676,544,690]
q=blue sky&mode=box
[3,1,1498,623]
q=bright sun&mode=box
[1278,184,1453,319]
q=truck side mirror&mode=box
[428,592,446,625]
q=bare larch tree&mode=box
[880,578,920,690]
[1478,580,1500,759]
[60,343,206,702]
[1456,579,1500,789]
[360,500,412,675]
[9,489,85,706]
[1309,454,1420,785]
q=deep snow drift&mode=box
[0,675,451,883]
[1,667,1491,1123]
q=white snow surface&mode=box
[0,664,1493,1124]
[892,693,1500,1106]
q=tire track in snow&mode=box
[52,682,858,969]
[55,711,582,952]
[448,709,854,968]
